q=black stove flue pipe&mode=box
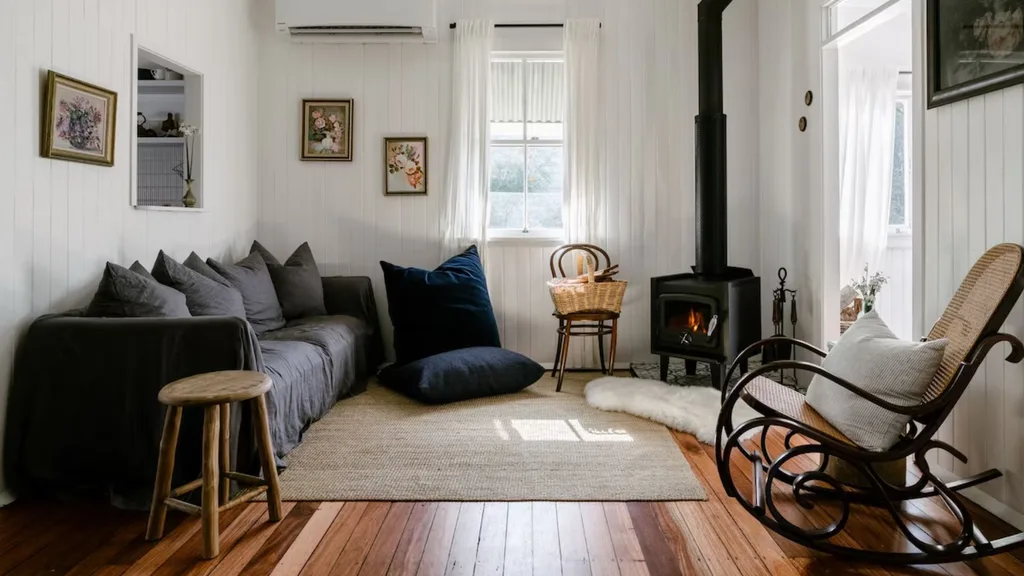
[694,0,733,277]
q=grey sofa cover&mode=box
[3,275,383,508]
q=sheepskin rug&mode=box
[584,376,761,445]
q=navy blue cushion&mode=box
[380,246,500,365]
[378,347,545,404]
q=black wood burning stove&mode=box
[650,0,761,389]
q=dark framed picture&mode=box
[301,99,353,161]
[928,0,1024,108]
[383,137,427,196]
[43,70,118,166]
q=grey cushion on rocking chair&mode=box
[805,310,948,452]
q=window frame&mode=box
[488,51,566,241]
[889,91,912,237]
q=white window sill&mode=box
[133,205,206,213]
[888,228,912,248]
[488,230,565,245]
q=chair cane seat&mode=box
[741,376,855,446]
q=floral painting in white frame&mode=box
[43,70,117,166]
[301,99,353,161]
[384,137,428,196]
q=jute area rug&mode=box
[275,372,706,501]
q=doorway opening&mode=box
[823,0,915,340]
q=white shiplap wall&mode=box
[255,0,762,366]
[923,86,1024,513]
[0,0,261,500]
[875,236,913,341]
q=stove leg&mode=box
[711,363,724,390]
[659,355,669,382]
[684,359,697,376]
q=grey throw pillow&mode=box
[184,252,230,286]
[129,261,155,281]
[86,262,191,318]
[250,241,326,320]
[152,251,246,318]
[207,251,285,335]
[805,311,948,451]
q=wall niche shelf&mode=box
[138,79,186,95]
[138,137,185,145]
[133,205,207,213]
[131,36,203,211]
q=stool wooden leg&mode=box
[146,406,182,541]
[608,319,618,377]
[201,405,221,559]
[597,321,607,374]
[219,403,231,504]
[557,320,572,392]
[253,395,283,522]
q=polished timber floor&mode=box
[1,429,1023,575]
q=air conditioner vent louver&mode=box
[288,25,422,35]
[276,0,438,43]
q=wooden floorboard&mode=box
[3,428,1024,576]
[241,501,319,576]
[386,502,438,576]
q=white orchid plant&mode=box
[178,124,200,182]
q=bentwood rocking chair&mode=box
[715,243,1024,565]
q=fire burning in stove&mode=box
[668,306,708,335]
[687,308,706,334]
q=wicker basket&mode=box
[547,278,627,315]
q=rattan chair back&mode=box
[923,243,1024,402]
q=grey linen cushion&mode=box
[805,311,948,451]
[128,261,155,281]
[184,252,231,286]
[86,262,191,318]
[151,251,246,318]
[207,251,286,335]
[250,241,326,320]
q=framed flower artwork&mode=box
[301,99,353,161]
[42,71,118,166]
[928,0,1024,108]
[383,137,427,196]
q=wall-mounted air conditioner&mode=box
[276,0,438,44]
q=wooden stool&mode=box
[145,371,282,559]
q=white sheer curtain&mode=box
[563,19,604,243]
[440,20,494,261]
[838,67,898,287]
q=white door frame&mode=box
[816,0,924,341]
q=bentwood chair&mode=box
[550,244,620,392]
[715,243,1024,564]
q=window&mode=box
[488,54,565,238]
[889,95,911,233]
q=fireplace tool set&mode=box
[762,267,798,384]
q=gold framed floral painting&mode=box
[301,99,353,161]
[43,71,118,166]
[384,137,427,196]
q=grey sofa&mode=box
[3,275,383,508]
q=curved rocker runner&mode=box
[715,243,1024,565]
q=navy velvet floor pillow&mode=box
[378,347,545,404]
[380,246,501,365]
